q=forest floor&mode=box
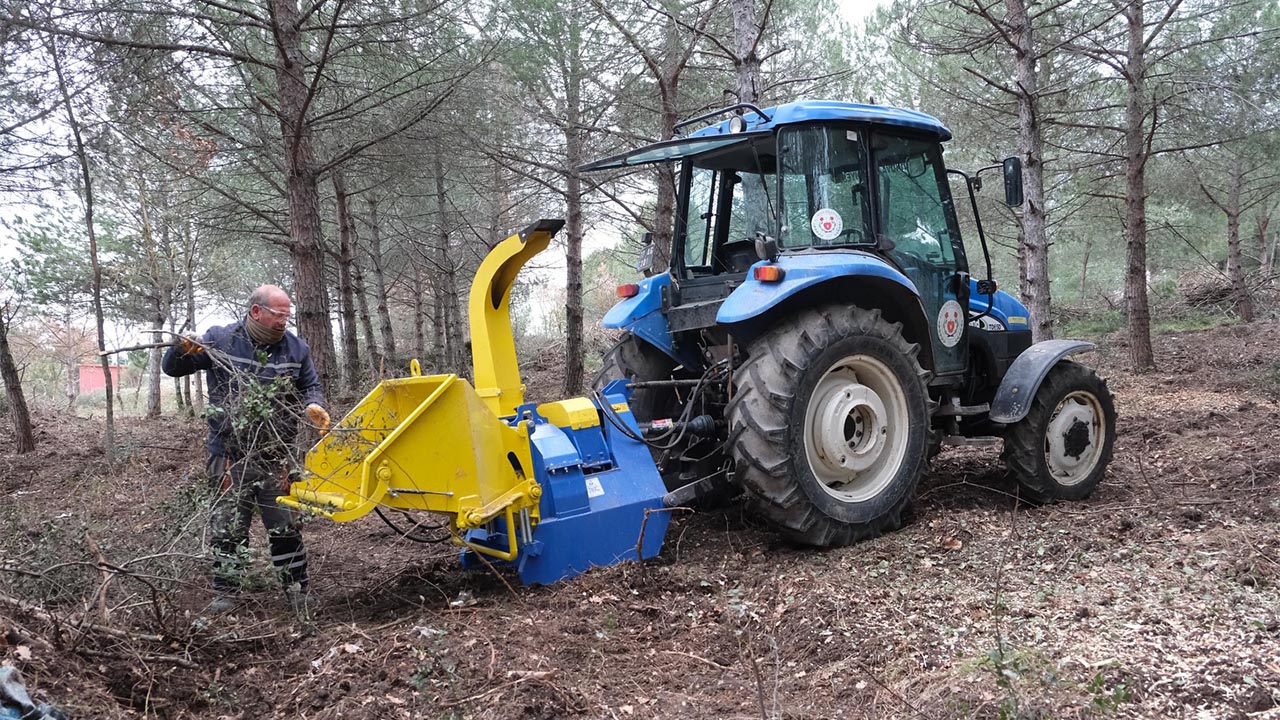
[2,321,1279,720]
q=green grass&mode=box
[1061,308,1236,338]
[1153,313,1235,334]
[1061,309,1125,338]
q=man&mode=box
[163,284,329,617]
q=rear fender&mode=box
[989,340,1096,423]
[601,273,697,367]
[716,253,934,370]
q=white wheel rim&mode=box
[802,354,910,503]
[1044,390,1105,485]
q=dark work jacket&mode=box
[162,319,326,460]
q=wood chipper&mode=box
[280,220,671,585]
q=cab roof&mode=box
[690,100,951,141]
[579,99,951,172]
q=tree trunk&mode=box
[333,171,361,391]
[433,157,465,375]
[271,0,335,394]
[651,20,683,270]
[146,313,163,418]
[1257,210,1274,281]
[352,254,382,379]
[431,282,446,370]
[183,221,202,417]
[563,51,586,396]
[1079,235,1094,300]
[412,263,426,364]
[731,0,763,104]
[1006,0,1053,341]
[1224,163,1254,322]
[0,306,36,454]
[366,196,398,371]
[1122,0,1154,371]
[50,34,113,455]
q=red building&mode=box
[78,364,124,392]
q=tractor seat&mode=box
[717,239,758,273]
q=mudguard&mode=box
[716,252,919,326]
[989,339,1096,424]
[968,279,1030,330]
[602,273,695,366]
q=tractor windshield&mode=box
[777,125,872,249]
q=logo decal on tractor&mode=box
[937,299,964,348]
[810,208,843,241]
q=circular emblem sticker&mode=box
[937,300,964,348]
[810,208,843,241]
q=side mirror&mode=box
[635,233,657,277]
[1003,156,1024,208]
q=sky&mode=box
[838,0,887,26]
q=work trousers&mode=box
[206,455,308,592]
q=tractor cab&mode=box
[584,100,1023,380]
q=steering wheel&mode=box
[837,227,866,243]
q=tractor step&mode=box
[942,435,1002,447]
[935,402,991,417]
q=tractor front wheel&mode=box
[1003,360,1116,503]
[728,305,931,546]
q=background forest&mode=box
[1,0,1277,446]
[2,2,1280,719]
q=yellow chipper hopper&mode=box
[279,220,671,584]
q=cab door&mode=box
[872,134,969,376]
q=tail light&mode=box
[616,283,640,298]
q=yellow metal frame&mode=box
[469,220,563,418]
[283,220,569,566]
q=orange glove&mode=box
[178,335,204,355]
[306,404,330,436]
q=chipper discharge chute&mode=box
[279,220,671,585]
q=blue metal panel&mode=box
[602,272,668,328]
[690,100,951,141]
[460,386,670,585]
[968,280,1030,330]
[601,273,699,367]
[717,252,920,326]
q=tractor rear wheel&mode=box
[594,335,683,478]
[727,305,930,546]
[594,334,679,423]
[1003,360,1116,503]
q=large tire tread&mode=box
[1003,360,1116,504]
[728,306,931,547]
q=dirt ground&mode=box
[2,322,1278,720]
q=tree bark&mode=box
[333,171,361,391]
[1122,0,1155,371]
[270,0,335,394]
[433,156,465,375]
[1006,0,1053,342]
[352,253,382,379]
[0,305,36,454]
[1224,163,1254,321]
[366,196,398,371]
[1079,236,1093,301]
[140,191,163,419]
[412,263,426,364]
[562,46,586,396]
[50,33,114,454]
[1257,210,1274,281]
[183,221,202,416]
[731,0,763,104]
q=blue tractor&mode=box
[583,100,1117,546]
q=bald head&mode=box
[247,284,293,332]
[248,284,290,310]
